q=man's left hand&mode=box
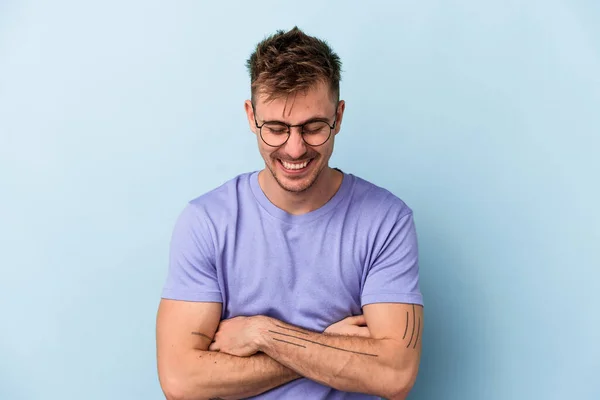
[208,315,268,357]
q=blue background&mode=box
[1,1,598,399]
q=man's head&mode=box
[244,27,345,194]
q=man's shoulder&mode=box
[184,171,256,217]
[345,172,413,220]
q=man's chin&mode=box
[265,159,324,193]
[274,175,315,193]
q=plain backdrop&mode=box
[1,1,599,399]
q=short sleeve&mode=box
[161,204,222,302]
[361,212,423,307]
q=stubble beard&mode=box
[266,156,324,194]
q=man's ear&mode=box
[244,100,257,134]
[334,100,346,135]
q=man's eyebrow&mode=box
[261,115,332,125]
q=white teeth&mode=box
[282,160,309,170]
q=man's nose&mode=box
[282,127,308,159]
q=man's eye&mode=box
[263,124,287,132]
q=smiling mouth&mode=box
[278,158,313,172]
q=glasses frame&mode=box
[251,103,338,148]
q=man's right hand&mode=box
[324,314,371,337]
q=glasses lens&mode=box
[261,123,289,146]
[302,121,331,146]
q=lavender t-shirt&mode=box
[162,170,423,399]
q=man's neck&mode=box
[258,167,343,216]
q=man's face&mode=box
[245,81,344,193]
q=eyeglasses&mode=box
[252,103,337,147]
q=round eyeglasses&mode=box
[252,104,337,147]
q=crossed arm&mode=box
[156,299,423,400]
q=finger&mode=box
[208,342,219,351]
[347,314,366,326]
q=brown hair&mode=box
[246,26,342,103]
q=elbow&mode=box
[158,352,216,400]
[163,389,185,400]
[160,372,204,400]
[160,375,188,400]
[383,365,419,400]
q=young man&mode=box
[156,27,424,400]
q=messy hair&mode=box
[246,26,342,103]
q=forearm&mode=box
[161,349,299,400]
[257,319,411,399]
